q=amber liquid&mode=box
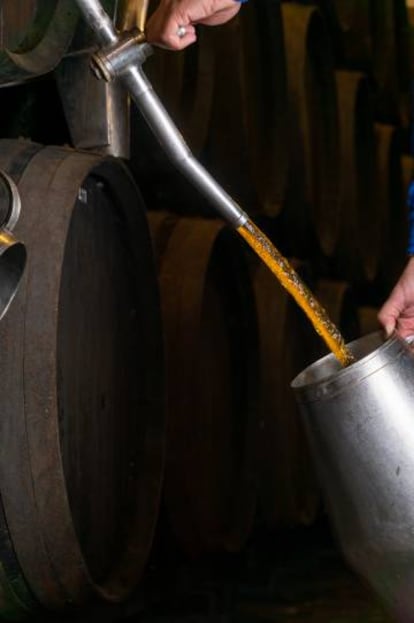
[238,219,355,367]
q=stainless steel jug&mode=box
[291,331,414,622]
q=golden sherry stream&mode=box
[237,219,355,367]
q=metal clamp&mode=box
[90,28,151,82]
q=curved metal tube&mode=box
[75,0,248,229]
[123,65,248,228]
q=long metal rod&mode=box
[75,0,248,229]
[76,0,118,44]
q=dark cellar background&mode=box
[0,1,412,621]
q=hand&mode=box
[145,0,242,50]
[378,257,414,338]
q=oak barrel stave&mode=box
[374,124,406,292]
[0,1,78,86]
[250,256,321,528]
[149,213,258,557]
[281,3,340,257]
[334,70,377,282]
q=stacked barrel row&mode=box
[128,0,412,539]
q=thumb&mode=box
[383,320,396,339]
[378,300,400,338]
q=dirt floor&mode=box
[36,514,393,623]
[118,515,392,623]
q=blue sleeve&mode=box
[407,181,414,255]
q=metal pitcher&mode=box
[291,331,414,622]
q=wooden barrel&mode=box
[330,0,373,67]
[374,124,406,292]
[0,138,42,180]
[334,70,377,282]
[332,0,410,123]
[296,1,411,123]
[357,306,381,336]
[200,20,256,213]
[144,26,215,158]
[0,1,78,86]
[283,0,344,60]
[148,213,258,557]
[251,257,321,528]
[0,140,165,611]
[371,0,412,124]
[281,4,340,257]
[0,500,40,620]
[408,25,414,86]
[238,0,289,215]
[408,0,414,26]
[203,0,288,217]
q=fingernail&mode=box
[385,323,395,338]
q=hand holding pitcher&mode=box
[378,257,414,338]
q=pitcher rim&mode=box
[290,331,412,402]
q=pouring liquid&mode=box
[237,219,355,368]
